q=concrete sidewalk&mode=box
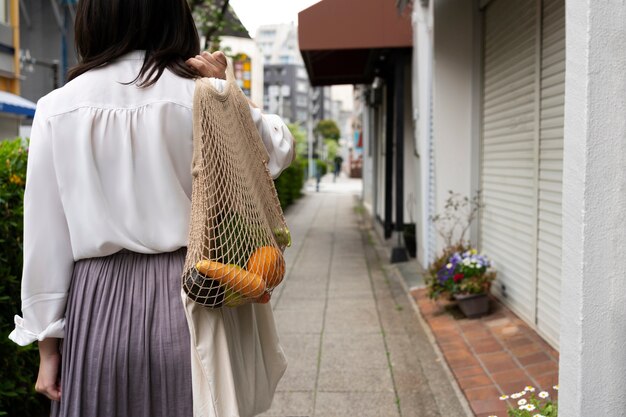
[260,177,471,417]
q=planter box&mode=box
[454,293,490,318]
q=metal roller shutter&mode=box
[536,0,564,347]
[481,0,538,323]
[480,0,565,347]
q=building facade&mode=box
[256,23,331,127]
[301,0,626,414]
[255,23,301,65]
[263,63,311,125]
[19,0,77,102]
[406,0,565,348]
[0,0,39,140]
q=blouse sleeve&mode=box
[9,107,74,346]
[248,108,295,179]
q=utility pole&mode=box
[307,89,314,180]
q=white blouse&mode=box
[9,51,295,346]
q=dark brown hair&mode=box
[67,0,200,86]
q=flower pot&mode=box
[454,293,490,318]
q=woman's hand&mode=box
[187,51,227,79]
[36,338,62,401]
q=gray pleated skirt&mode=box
[50,248,193,417]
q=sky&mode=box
[228,0,354,112]
[229,0,321,37]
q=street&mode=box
[260,176,469,417]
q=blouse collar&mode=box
[117,50,147,61]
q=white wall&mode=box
[220,36,264,105]
[413,0,434,267]
[359,87,375,211]
[403,62,418,229]
[559,2,626,415]
[432,0,477,250]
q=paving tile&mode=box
[534,372,559,391]
[489,368,528,387]
[452,365,486,380]
[470,399,508,416]
[517,351,553,366]
[447,356,481,369]
[464,385,500,400]
[471,337,503,354]
[317,366,394,392]
[498,381,534,397]
[324,299,380,334]
[319,333,388,368]
[503,335,534,348]
[257,391,314,417]
[274,305,325,334]
[457,373,494,390]
[479,352,520,374]
[439,341,469,353]
[526,361,559,379]
[396,389,446,417]
[274,297,325,312]
[314,391,399,417]
[509,342,544,357]
[279,281,328,300]
[377,303,410,334]
[444,348,481,369]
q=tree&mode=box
[287,124,307,158]
[314,119,341,141]
[188,0,245,50]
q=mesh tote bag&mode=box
[183,62,291,308]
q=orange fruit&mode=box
[246,246,285,289]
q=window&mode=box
[0,0,8,24]
[296,111,308,122]
[297,67,308,80]
[279,55,291,64]
[296,81,308,93]
[296,95,308,107]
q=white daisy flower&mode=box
[525,386,535,392]
[525,404,536,411]
[538,391,549,399]
[517,399,527,406]
[532,414,546,417]
[553,384,559,390]
[499,394,509,400]
[510,392,524,399]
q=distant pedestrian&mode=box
[333,155,344,182]
[9,1,294,416]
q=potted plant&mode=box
[425,190,497,317]
[429,248,496,317]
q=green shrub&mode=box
[0,138,49,416]
[274,157,305,210]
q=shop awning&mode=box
[0,91,36,118]
[298,0,412,86]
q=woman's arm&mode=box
[187,51,296,177]
[36,338,62,401]
[9,105,74,348]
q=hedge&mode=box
[274,157,306,210]
[0,138,49,416]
